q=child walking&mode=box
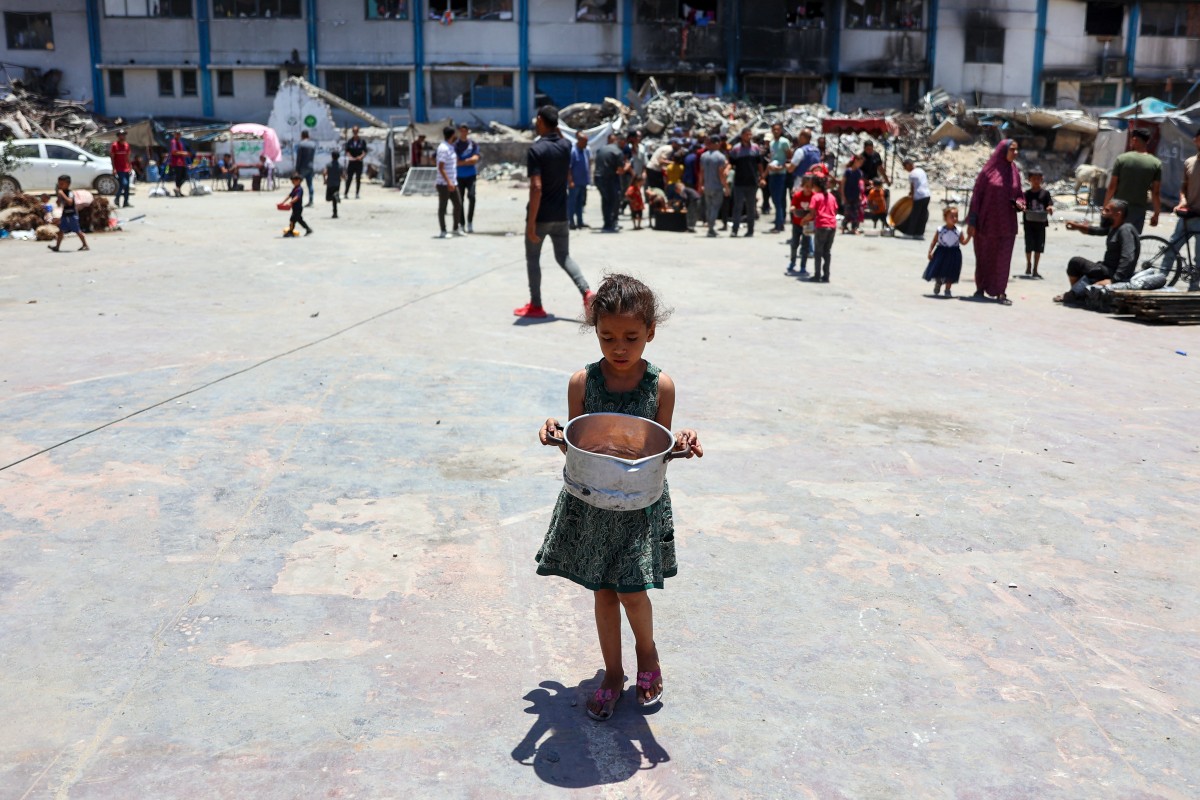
[1022,167,1053,278]
[625,174,646,230]
[800,175,836,282]
[536,274,702,721]
[787,171,814,277]
[324,151,342,219]
[923,206,970,297]
[282,174,312,237]
[866,178,889,230]
[840,155,865,234]
[48,175,88,252]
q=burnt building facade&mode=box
[1,1,1196,126]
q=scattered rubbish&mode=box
[1008,583,1018,588]
[26,299,36,304]
[1176,351,1187,356]
[310,312,319,318]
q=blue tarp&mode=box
[1100,97,1177,121]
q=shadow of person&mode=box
[511,672,670,788]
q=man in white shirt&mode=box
[435,125,464,238]
[897,157,931,237]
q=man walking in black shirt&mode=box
[516,106,594,319]
[344,125,366,199]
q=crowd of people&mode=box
[89,106,1200,302]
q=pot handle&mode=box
[546,423,566,449]
[664,448,691,462]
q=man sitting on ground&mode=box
[1056,200,1147,304]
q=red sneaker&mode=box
[513,303,548,318]
[583,290,596,309]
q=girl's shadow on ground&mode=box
[511,672,670,788]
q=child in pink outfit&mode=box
[800,175,837,282]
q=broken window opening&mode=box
[212,0,302,19]
[181,69,198,96]
[5,12,54,50]
[1084,2,1123,38]
[109,69,126,97]
[430,71,513,108]
[577,0,617,22]
[428,0,514,20]
[964,28,1005,64]
[217,69,234,97]
[637,1,717,24]
[744,75,824,106]
[103,0,192,17]
[366,0,408,19]
[845,0,922,30]
[325,70,410,107]
[157,69,175,96]
[1140,2,1200,38]
[786,1,826,29]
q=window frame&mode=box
[181,69,198,97]
[365,0,409,19]
[1139,2,1200,38]
[265,69,281,96]
[575,0,616,22]
[963,27,1005,64]
[428,0,514,21]
[430,70,514,108]
[109,69,126,97]
[158,69,176,97]
[103,0,193,18]
[1079,81,1118,107]
[845,0,924,31]
[1083,1,1124,38]
[217,69,235,97]
[787,1,826,28]
[324,69,411,108]
[636,0,717,23]
[4,11,54,50]
[212,0,303,20]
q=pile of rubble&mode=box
[0,191,116,237]
[481,79,1104,199]
[1,82,107,144]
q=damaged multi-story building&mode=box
[1,1,1197,126]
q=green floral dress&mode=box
[535,360,677,592]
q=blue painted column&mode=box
[413,0,426,123]
[197,0,214,118]
[826,0,842,109]
[1031,0,1048,105]
[1121,2,1140,106]
[306,0,318,84]
[518,0,530,121]
[85,0,105,115]
[620,0,633,96]
[724,0,740,96]
[925,0,939,100]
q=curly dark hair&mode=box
[585,273,670,329]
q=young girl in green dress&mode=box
[536,274,703,721]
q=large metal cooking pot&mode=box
[547,413,688,511]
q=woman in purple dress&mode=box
[967,140,1025,305]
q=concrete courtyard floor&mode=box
[1,180,1198,800]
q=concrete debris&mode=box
[478,161,526,182]
[1,82,109,145]
[479,79,1109,198]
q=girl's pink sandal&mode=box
[637,670,663,706]
[586,687,621,721]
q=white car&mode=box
[0,138,119,195]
